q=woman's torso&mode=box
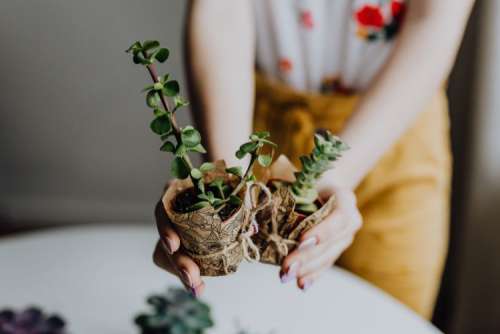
[253,0,407,93]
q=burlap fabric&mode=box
[163,161,270,276]
[253,156,336,265]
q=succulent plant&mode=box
[134,288,214,334]
[126,40,275,213]
[291,130,349,213]
[0,307,66,334]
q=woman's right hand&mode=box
[153,201,205,297]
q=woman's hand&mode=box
[280,183,362,291]
[152,201,205,297]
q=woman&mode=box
[153,0,474,319]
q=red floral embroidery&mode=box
[279,58,293,72]
[391,0,406,21]
[355,5,384,29]
[300,10,315,29]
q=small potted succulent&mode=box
[253,130,348,265]
[0,306,67,334]
[135,288,213,334]
[126,40,275,276]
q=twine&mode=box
[187,182,273,274]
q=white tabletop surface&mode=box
[0,225,441,334]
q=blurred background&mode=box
[0,1,498,333]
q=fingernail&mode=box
[280,262,299,284]
[161,238,173,255]
[190,287,199,298]
[180,269,193,288]
[298,237,317,251]
[301,279,313,292]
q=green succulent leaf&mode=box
[228,195,242,206]
[175,143,187,157]
[181,126,202,148]
[199,162,215,173]
[253,130,270,139]
[150,115,171,135]
[240,141,259,154]
[257,154,272,167]
[146,91,159,108]
[225,166,243,177]
[235,149,246,160]
[171,157,190,179]
[163,80,180,96]
[126,41,142,53]
[160,141,175,152]
[154,48,169,62]
[190,168,203,179]
[153,82,164,91]
[188,201,210,211]
[142,40,160,51]
[190,144,207,154]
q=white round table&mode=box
[0,225,441,334]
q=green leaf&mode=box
[200,162,215,173]
[190,168,202,179]
[261,138,278,147]
[225,166,242,177]
[153,108,167,117]
[228,195,242,206]
[240,141,259,154]
[170,157,190,179]
[141,84,154,93]
[160,141,175,152]
[190,144,207,154]
[150,115,171,135]
[197,179,205,193]
[257,154,272,167]
[253,130,270,139]
[181,126,201,148]
[146,91,159,108]
[163,80,180,96]
[153,82,163,91]
[173,95,189,109]
[142,40,160,51]
[154,48,169,62]
[175,143,187,157]
[126,41,142,53]
[235,149,246,159]
[188,201,210,211]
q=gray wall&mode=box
[0,0,191,226]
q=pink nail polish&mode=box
[298,237,317,251]
[301,279,313,292]
[280,262,299,283]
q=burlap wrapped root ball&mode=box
[162,161,264,276]
[253,155,336,265]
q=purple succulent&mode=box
[0,307,66,334]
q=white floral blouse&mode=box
[253,0,407,93]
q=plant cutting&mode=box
[0,306,67,334]
[253,130,348,265]
[126,40,275,276]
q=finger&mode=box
[172,250,205,297]
[298,235,354,279]
[296,261,333,292]
[154,201,181,254]
[152,241,205,297]
[152,240,178,275]
[299,211,345,245]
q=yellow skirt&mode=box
[254,74,452,319]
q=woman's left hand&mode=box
[280,183,363,291]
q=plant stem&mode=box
[142,51,193,170]
[229,153,257,198]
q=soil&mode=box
[173,186,240,221]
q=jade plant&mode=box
[126,40,275,213]
[290,130,348,213]
[134,288,213,334]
